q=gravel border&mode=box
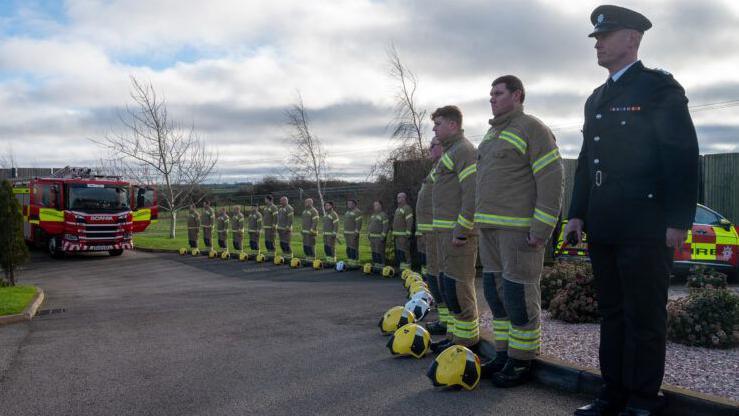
[479,309,739,401]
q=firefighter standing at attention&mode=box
[322,201,340,263]
[216,207,230,252]
[247,205,263,257]
[262,195,279,258]
[475,75,564,387]
[427,105,479,354]
[187,204,200,250]
[301,198,320,262]
[392,192,414,271]
[277,196,295,261]
[343,199,363,268]
[231,205,245,252]
[367,201,389,269]
[418,138,449,335]
[201,201,215,252]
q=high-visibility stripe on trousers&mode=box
[493,319,511,344]
[509,326,541,352]
[454,318,480,341]
[437,306,450,325]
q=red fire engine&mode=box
[11,167,157,258]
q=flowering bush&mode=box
[541,261,592,310]
[667,288,739,349]
[686,265,728,290]
[548,271,599,323]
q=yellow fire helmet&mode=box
[407,271,422,281]
[404,274,421,288]
[221,251,230,260]
[378,306,415,335]
[208,249,217,258]
[239,252,248,261]
[401,269,413,280]
[191,248,200,256]
[410,289,434,306]
[404,298,430,321]
[312,259,323,270]
[409,281,429,295]
[255,253,266,263]
[363,263,373,274]
[382,266,395,278]
[387,323,431,359]
[290,257,302,268]
[179,247,187,255]
[427,345,481,391]
[274,255,285,265]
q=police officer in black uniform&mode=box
[566,5,699,416]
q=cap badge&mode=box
[597,14,605,24]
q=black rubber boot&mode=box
[574,399,624,416]
[425,320,448,336]
[429,339,454,354]
[480,351,508,379]
[491,358,533,388]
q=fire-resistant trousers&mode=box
[480,228,545,361]
[436,230,479,347]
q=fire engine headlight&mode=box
[64,234,78,241]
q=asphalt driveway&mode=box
[0,250,586,415]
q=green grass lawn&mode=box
[0,285,38,316]
[135,212,377,263]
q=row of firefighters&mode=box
[185,194,416,268]
[185,103,565,388]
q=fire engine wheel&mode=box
[47,237,64,259]
[109,249,124,257]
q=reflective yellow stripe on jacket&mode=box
[433,219,456,230]
[499,130,527,154]
[416,223,433,232]
[474,213,531,228]
[532,148,561,174]
[458,164,477,182]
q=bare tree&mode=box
[93,76,218,238]
[284,91,328,215]
[370,44,428,179]
[0,144,17,169]
[388,43,427,156]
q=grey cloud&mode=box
[686,82,739,104]
[2,0,738,183]
[647,0,739,64]
[389,0,595,83]
[695,124,739,144]
[172,100,395,146]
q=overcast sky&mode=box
[1,0,738,183]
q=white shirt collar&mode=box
[611,60,639,82]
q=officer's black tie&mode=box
[603,77,614,96]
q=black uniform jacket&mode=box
[568,61,699,244]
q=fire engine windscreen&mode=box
[67,184,130,212]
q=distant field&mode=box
[134,211,375,263]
